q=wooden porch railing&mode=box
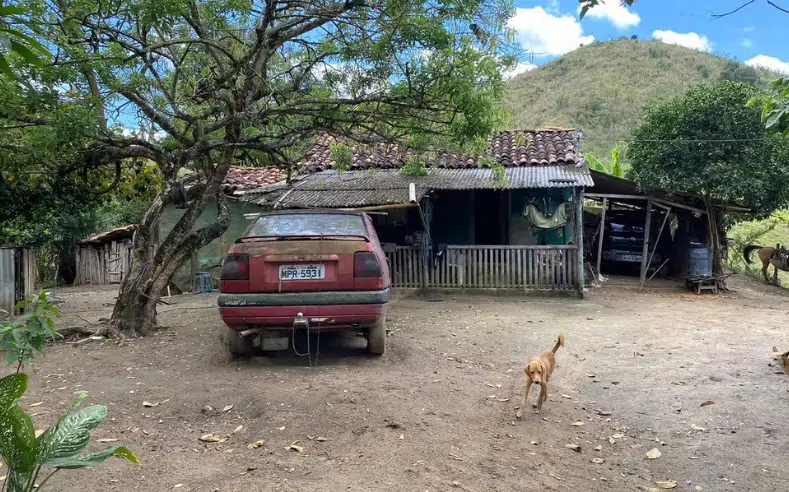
[386,245,579,290]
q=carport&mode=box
[584,170,748,289]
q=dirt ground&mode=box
[18,275,789,491]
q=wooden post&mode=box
[639,198,653,289]
[595,197,607,278]
[644,207,671,283]
[575,189,585,296]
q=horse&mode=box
[743,245,789,282]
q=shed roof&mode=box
[244,166,592,209]
[79,225,136,245]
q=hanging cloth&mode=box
[523,202,568,229]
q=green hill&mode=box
[504,39,777,161]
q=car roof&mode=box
[259,209,364,217]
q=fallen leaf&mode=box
[247,440,265,449]
[646,448,662,460]
[595,445,602,451]
[670,381,686,386]
[485,383,496,388]
[561,394,573,399]
[564,443,581,452]
[530,441,539,445]
[699,400,714,407]
[495,398,510,402]
[97,438,118,443]
[594,409,612,416]
[585,373,596,377]
[199,434,227,443]
[316,437,327,442]
[695,487,703,491]
[29,402,43,407]
[0,476,5,481]
[35,430,44,438]
[548,472,563,481]
[690,424,707,432]
[173,485,183,489]
[636,487,658,492]
[570,421,584,426]
[234,425,243,434]
[612,433,625,439]
[591,458,605,464]
[655,481,677,489]
[278,426,286,431]
[143,401,156,407]
[223,404,234,412]
[287,444,304,453]
[609,437,616,445]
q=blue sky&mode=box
[506,0,789,76]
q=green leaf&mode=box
[1,27,48,55]
[0,374,28,408]
[51,445,140,469]
[9,39,42,66]
[0,53,12,77]
[0,403,38,475]
[38,405,108,464]
[0,6,25,16]
[765,110,784,129]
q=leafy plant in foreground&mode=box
[0,374,140,491]
[0,292,60,372]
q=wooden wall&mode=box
[74,240,133,286]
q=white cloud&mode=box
[503,61,537,79]
[743,26,755,32]
[508,7,594,57]
[745,54,789,75]
[580,1,641,29]
[652,30,712,52]
[741,38,752,48]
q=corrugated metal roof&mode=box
[243,166,591,209]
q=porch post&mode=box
[576,188,585,296]
[639,198,653,289]
[596,198,607,277]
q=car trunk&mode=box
[235,238,369,293]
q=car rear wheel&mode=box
[226,330,255,356]
[367,317,386,355]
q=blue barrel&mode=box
[688,244,712,277]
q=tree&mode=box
[628,82,789,275]
[578,0,635,18]
[3,0,515,336]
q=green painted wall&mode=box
[160,198,266,290]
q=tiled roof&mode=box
[301,129,578,173]
[221,166,288,194]
[243,166,592,209]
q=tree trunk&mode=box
[109,159,233,336]
[704,196,724,276]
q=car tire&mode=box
[367,317,386,355]
[226,330,255,356]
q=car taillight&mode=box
[221,253,249,280]
[354,251,382,278]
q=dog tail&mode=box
[743,245,762,265]
[552,332,565,354]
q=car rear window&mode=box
[247,213,368,237]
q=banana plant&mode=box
[584,148,626,178]
[0,374,139,491]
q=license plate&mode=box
[620,254,640,262]
[279,264,325,280]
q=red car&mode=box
[218,210,391,355]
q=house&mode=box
[0,245,37,315]
[241,129,592,293]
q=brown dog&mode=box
[516,333,565,418]
[772,346,789,374]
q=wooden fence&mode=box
[386,245,579,291]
